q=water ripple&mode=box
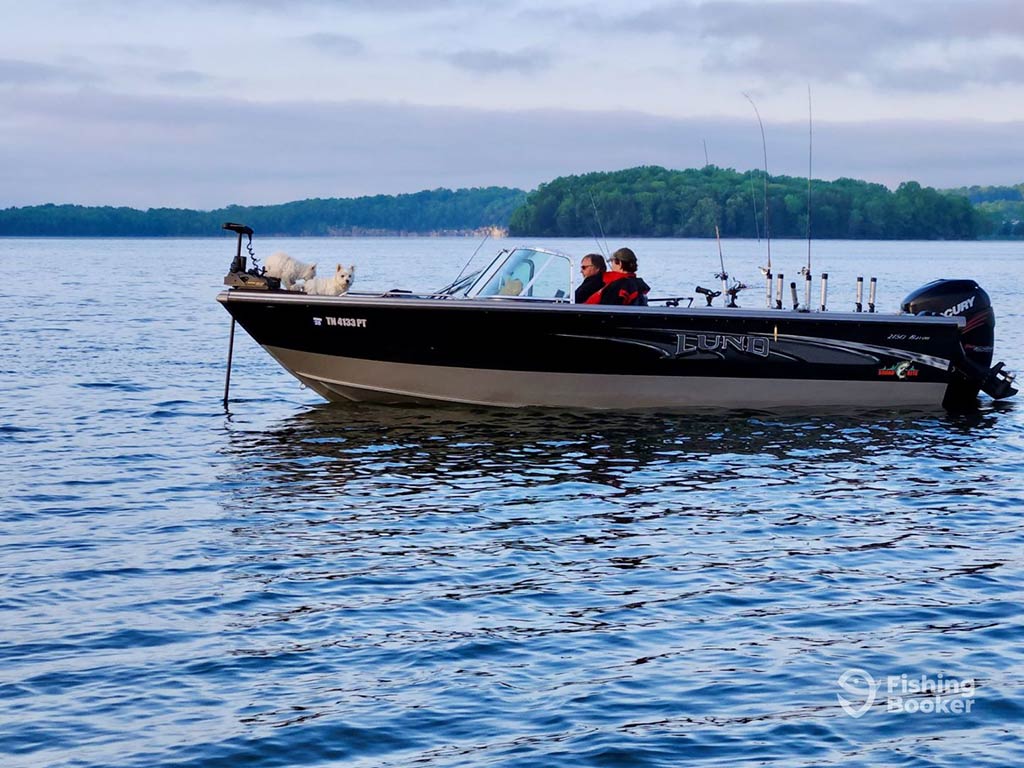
[1,239,1023,767]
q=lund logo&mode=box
[942,296,975,316]
[676,333,770,358]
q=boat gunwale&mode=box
[216,289,967,327]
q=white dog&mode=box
[304,264,355,296]
[264,251,317,290]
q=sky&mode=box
[1,0,1023,209]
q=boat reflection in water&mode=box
[222,402,1012,511]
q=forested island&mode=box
[509,166,1008,239]
[1,168,1021,239]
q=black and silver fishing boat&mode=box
[217,224,1016,411]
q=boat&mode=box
[216,223,1017,411]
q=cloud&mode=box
[298,32,366,57]
[697,1,898,80]
[440,47,554,75]
[0,58,98,86]
[539,0,1024,92]
[1,89,1021,209]
[156,70,215,87]
[191,0,461,12]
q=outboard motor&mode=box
[901,279,1017,406]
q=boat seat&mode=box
[498,278,523,296]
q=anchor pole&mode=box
[223,318,236,408]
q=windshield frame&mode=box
[465,246,574,301]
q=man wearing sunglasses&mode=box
[575,253,607,303]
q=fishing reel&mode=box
[725,281,747,308]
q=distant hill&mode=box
[0,187,526,237]
[509,166,988,240]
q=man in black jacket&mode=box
[575,253,607,303]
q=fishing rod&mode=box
[704,142,741,306]
[804,84,814,312]
[743,92,772,308]
[588,188,610,257]
[441,230,491,296]
[806,85,813,278]
[749,176,761,242]
[715,224,729,301]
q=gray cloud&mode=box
[694,0,1024,89]
[440,47,554,75]
[901,0,1024,40]
[156,70,214,87]
[185,0,461,11]
[880,54,1024,92]
[698,1,900,81]
[0,58,98,86]
[298,32,366,57]
[1,90,1021,209]
[528,0,1024,91]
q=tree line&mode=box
[1,169,1022,239]
[0,187,526,237]
[943,184,1024,238]
[508,166,990,240]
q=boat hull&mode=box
[219,291,970,410]
[265,346,949,409]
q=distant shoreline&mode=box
[3,168,1022,239]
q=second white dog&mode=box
[264,251,317,290]
[304,264,355,296]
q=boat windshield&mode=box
[467,247,572,301]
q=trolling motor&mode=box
[902,279,1018,405]
[223,222,279,290]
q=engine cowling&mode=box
[901,279,994,368]
[901,280,1016,405]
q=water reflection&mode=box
[223,402,1008,496]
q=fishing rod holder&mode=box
[725,282,746,309]
[790,281,799,311]
[868,277,877,313]
[855,276,864,312]
[715,271,729,301]
[775,273,784,310]
[696,286,722,307]
[819,272,829,312]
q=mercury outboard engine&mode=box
[902,279,1017,406]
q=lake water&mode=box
[1,236,1023,767]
